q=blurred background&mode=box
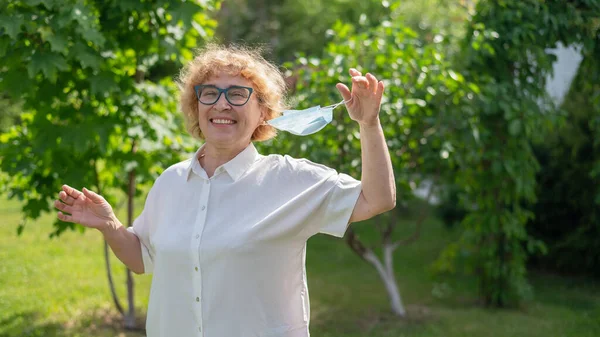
[1,0,599,336]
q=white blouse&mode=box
[128,143,362,337]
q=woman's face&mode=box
[196,73,265,149]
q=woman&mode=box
[54,45,395,337]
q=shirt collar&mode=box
[185,143,259,182]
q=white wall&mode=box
[545,42,583,105]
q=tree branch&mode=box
[94,160,125,316]
[345,227,369,261]
[392,174,439,249]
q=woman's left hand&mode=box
[336,68,385,127]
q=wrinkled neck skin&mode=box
[199,140,251,177]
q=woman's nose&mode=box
[213,93,231,110]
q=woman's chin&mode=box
[204,132,248,148]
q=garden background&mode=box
[1,0,599,336]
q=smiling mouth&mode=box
[210,118,237,125]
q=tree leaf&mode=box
[0,37,9,57]
[24,0,55,6]
[508,119,521,136]
[71,4,106,46]
[46,32,69,54]
[170,1,201,27]
[191,21,207,38]
[89,72,117,96]
[1,69,34,96]
[0,14,24,39]
[28,52,69,82]
[77,26,106,47]
[24,0,44,5]
[73,42,102,70]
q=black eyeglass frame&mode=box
[194,84,254,106]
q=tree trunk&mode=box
[95,166,125,317]
[104,240,124,315]
[364,247,406,317]
[124,268,136,328]
[123,148,137,329]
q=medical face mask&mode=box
[266,99,350,136]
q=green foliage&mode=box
[395,0,474,51]
[435,183,468,228]
[528,35,600,277]
[215,0,394,62]
[586,34,600,210]
[214,0,473,63]
[0,0,219,236]
[258,3,474,252]
[434,0,600,306]
[0,96,22,133]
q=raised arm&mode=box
[54,185,145,274]
[336,69,396,223]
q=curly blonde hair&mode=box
[177,44,288,142]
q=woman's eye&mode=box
[229,89,248,98]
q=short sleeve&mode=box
[126,179,161,274]
[317,172,362,237]
[281,156,362,238]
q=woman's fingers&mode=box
[58,190,76,206]
[344,67,383,105]
[348,68,382,97]
[82,187,103,204]
[54,199,74,214]
[350,68,369,90]
[62,184,83,199]
[57,185,78,223]
[336,83,352,101]
[377,81,385,99]
[349,68,362,77]
[57,211,75,223]
[351,76,369,90]
[366,73,378,94]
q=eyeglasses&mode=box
[194,85,254,106]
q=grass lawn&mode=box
[1,195,599,337]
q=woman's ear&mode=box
[260,105,268,122]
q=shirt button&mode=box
[199,327,202,332]
[195,234,200,239]
[205,180,209,185]
[201,205,206,210]
[195,267,198,271]
[196,297,200,302]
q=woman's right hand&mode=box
[54,184,116,231]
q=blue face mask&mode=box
[266,99,349,136]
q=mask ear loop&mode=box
[322,97,353,110]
